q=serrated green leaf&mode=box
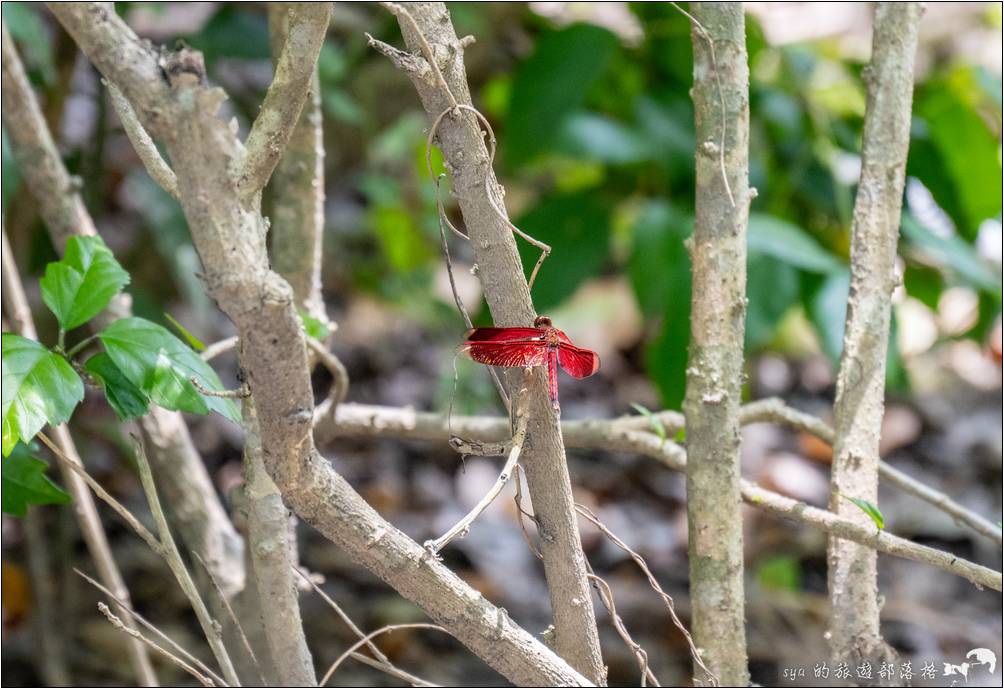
[748,214,844,274]
[40,236,129,331]
[299,310,331,341]
[98,318,239,423]
[843,495,884,529]
[164,313,207,352]
[2,442,71,516]
[84,352,150,421]
[630,402,666,443]
[2,334,84,456]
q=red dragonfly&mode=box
[460,316,600,411]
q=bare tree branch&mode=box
[266,3,327,323]
[47,6,592,685]
[104,78,179,199]
[2,24,246,598]
[326,403,1003,591]
[741,398,1002,545]
[828,1,924,666]
[238,3,331,202]
[97,603,217,687]
[372,4,605,680]
[1,228,158,686]
[241,395,316,686]
[684,3,751,682]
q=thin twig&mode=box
[586,572,659,687]
[201,336,240,362]
[739,397,1002,546]
[75,568,227,687]
[98,602,218,687]
[104,78,178,199]
[190,377,251,399]
[306,335,350,412]
[577,504,717,686]
[131,435,242,686]
[424,369,532,554]
[512,464,543,560]
[292,567,439,687]
[326,402,1003,591]
[320,623,449,687]
[192,552,265,686]
[381,2,458,110]
[670,2,735,208]
[37,432,163,553]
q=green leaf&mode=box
[803,270,851,367]
[84,352,150,421]
[915,77,1002,238]
[756,555,802,592]
[98,318,239,423]
[556,113,649,164]
[630,402,666,444]
[299,310,331,341]
[164,313,206,352]
[628,201,692,409]
[901,214,1001,296]
[40,236,130,331]
[842,494,885,529]
[2,442,71,517]
[748,214,844,273]
[1,334,84,456]
[516,192,612,311]
[506,24,619,164]
[746,254,800,350]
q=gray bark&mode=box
[48,4,592,685]
[828,1,924,671]
[379,4,606,681]
[0,25,246,599]
[684,3,751,684]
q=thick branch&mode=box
[828,1,923,665]
[238,3,331,202]
[52,7,591,685]
[376,4,605,680]
[325,403,1003,591]
[3,22,246,598]
[684,3,751,683]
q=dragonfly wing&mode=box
[557,344,600,379]
[462,340,548,369]
[463,327,544,343]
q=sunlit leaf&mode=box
[299,310,331,341]
[843,494,884,529]
[1,334,83,456]
[40,236,130,331]
[98,318,239,423]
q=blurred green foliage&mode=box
[2,2,1000,411]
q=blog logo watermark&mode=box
[780,648,997,686]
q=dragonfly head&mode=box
[533,315,552,329]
